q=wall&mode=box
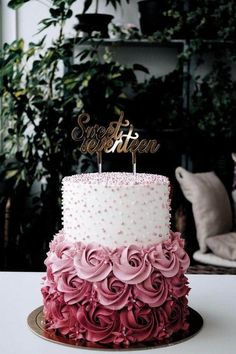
[1,0,140,45]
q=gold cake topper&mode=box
[72,112,160,173]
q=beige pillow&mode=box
[233,190,236,226]
[206,233,236,261]
[175,167,233,253]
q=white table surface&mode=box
[0,272,235,354]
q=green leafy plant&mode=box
[1,0,83,269]
[190,59,236,139]
[185,0,236,41]
[0,0,143,269]
[126,70,184,131]
[63,48,140,125]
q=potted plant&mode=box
[75,0,130,37]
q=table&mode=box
[0,272,235,354]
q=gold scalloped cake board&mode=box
[27,306,203,351]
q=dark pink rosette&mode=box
[41,285,51,306]
[153,306,171,341]
[57,271,92,305]
[94,273,132,310]
[161,297,189,336]
[42,286,86,339]
[167,273,190,298]
[42,268,60,308]
[112,245,152,284]
[133,271,169,307]
[42,287,61,323]
[148,242,179,278]
[77,303,120,344]
[74,244,112,282]
[119,304,157,343]
[48,302,79,336]
[169,231,190,272]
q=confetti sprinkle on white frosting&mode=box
[62,172,171,247]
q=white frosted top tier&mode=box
[62,172,170,247]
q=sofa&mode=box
[175,154,236,273]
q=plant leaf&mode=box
[83,0,93,13]
[133,63,149,74]
[8,0,30,10]
[5,169,18,179]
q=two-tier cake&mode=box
[41,172,190,346]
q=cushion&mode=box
[175,167,233,253]
[193,250,236,268]
[206,233,236,261]
[233,190,236,224]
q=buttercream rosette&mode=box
[41,230,190,345]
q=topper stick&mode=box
[132,151,136,175]
[97,151,102,173]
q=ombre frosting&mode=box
[42,171,190,346]
[42,230,190,345]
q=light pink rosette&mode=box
[133,271,168,307]
[167,273,190,298]
[119,304,157,343]
[45,239,76,275]
[94,273,131,310]
[148,242,179,278]
[169,231,190,272]
[48,230,65,252]
[57,271,92,305]
[148,231,190,277]
[77,304,120,344]
[42,265,56,290]
[112,245,152,284]
[74,244,112,282]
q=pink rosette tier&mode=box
[42,230,190,346]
